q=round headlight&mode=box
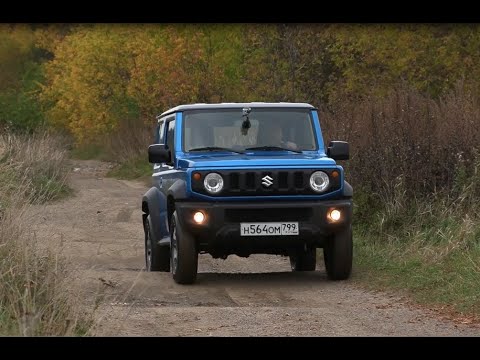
[204,173,224,194]
[309,171,330,193]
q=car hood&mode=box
[178,152,337,168]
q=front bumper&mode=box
[175,199,352,255]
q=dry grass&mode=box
[0,132,92,336]
[102,117,153,164]
[353,151,480,316]
[315,83,480,316]
[320,81,480,200]
[0,132,72,204]
[101,118,153,181]
[70,118,153,181]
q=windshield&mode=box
[183,108,317,152]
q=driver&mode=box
[266,126,299,151]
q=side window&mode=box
[166,119,176,162]
[157,121,165,143]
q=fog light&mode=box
[328,209,341,222]
[193,211,205,224]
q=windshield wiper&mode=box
[245,146,302,153]
[189,146,245,154]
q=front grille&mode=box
[245,172,256,189]
[225,208,312,222]
[279,172,288,189]
[230,173,240,189]
[294,171,304,188]
[191,168,341,196]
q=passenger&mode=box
[264,126,299,151]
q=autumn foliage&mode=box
[2,23,480,199]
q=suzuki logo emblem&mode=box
[262,175,273,187]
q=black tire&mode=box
[290,247,317,271]
[144,215,170,272]
[170,211,198,284]
[323,225,353,280]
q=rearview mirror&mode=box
[327,141,349,160]
[148,144,171,164]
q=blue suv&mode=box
[142,103,352,284]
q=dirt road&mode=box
[29,160,480,336]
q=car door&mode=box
[153,115,174,193]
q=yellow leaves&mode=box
[126,27,205,115]
[36,24,480,145]
[41,25,137,144]
[40,24,256,144]
[33,25,69,54]
[2,24,35,54]
[0,25,36,91]
[322,24,480,99]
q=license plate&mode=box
[240,222,299,236]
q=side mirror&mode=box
[148,144,171,164]
[327,141,349,160]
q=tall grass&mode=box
[70,117,153,180]
[0,132,72,204]
[0,132,92,335]
[320,81,480,200]
[353,166,480,315]
[319,83,480,317]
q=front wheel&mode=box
[323,225,353,280]
[170,211,198,284]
